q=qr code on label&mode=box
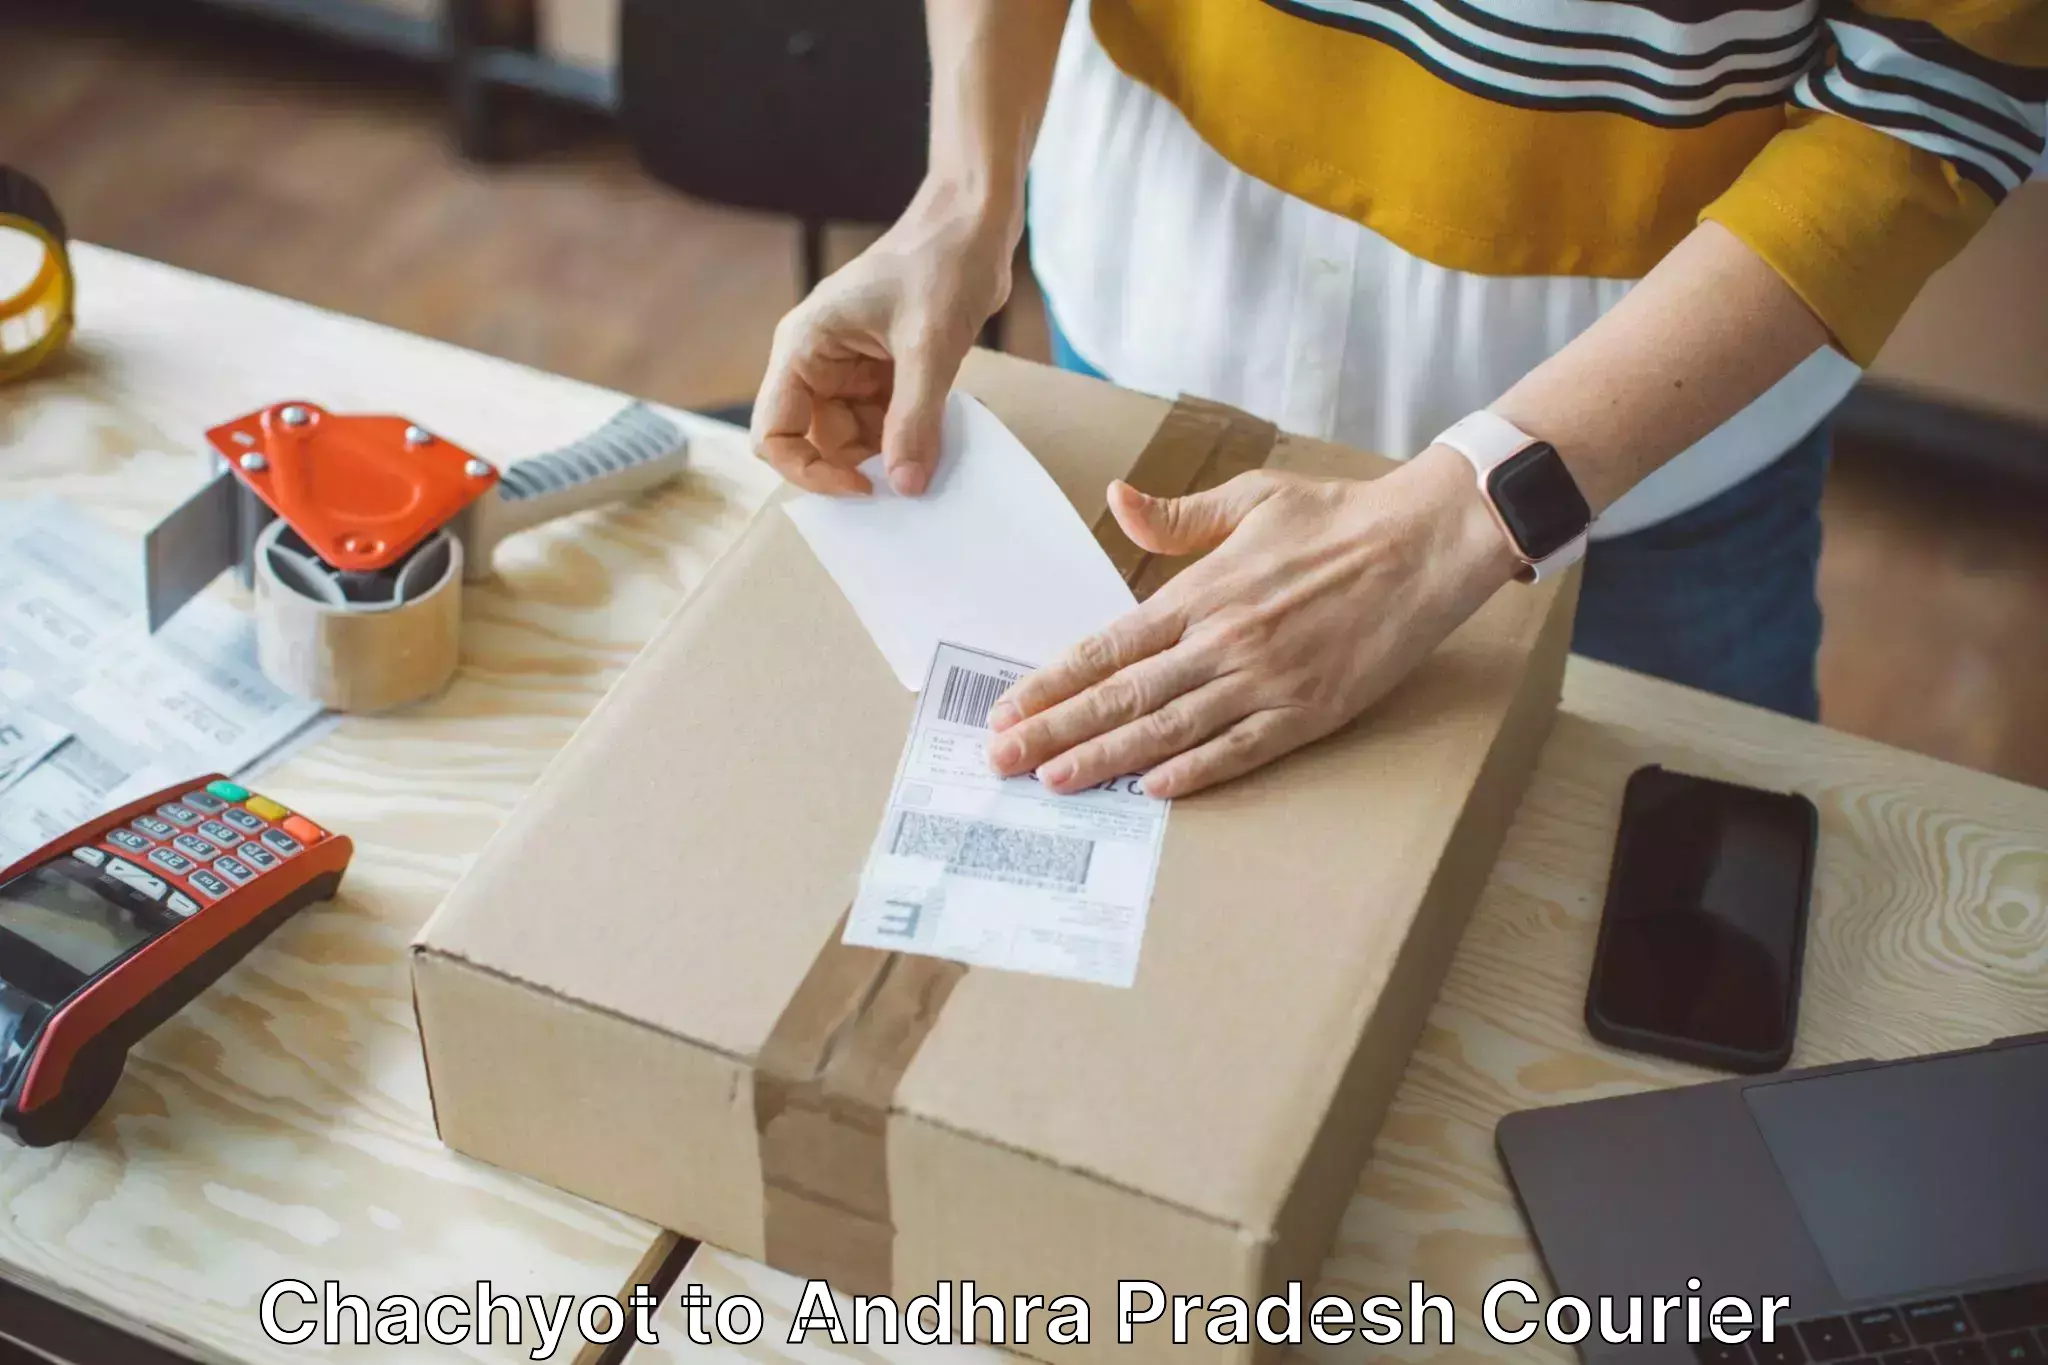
[890,811,1094,890]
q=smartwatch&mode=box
[1432,410,1591,583]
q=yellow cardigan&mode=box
[1090,0,2046,364]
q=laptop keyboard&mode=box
[1694,1280,2048,1364]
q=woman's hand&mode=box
[752,183,1017,498]
[985,444,1524,798]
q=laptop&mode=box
[1497,1033,2048,1363]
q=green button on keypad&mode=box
[207,780,250,802]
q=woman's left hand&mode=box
[984,443,1525,798]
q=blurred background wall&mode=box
[3,0,2043,786]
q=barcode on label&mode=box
[936,664,1021,729]
[891,811,1094,890]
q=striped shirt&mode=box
[1260,0,2041,195]
[1028,0,2043,534]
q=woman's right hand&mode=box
[751,183,1018,497]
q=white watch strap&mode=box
[1432,411,1588,582]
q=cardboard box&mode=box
[413,353,1576,1362]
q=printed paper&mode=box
[783,392,1136,690]
[0,498,326,864]
[0,711,70,799]
[843,641,1169,988]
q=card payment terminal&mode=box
[0,775,352,1146]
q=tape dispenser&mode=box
[143,401,688,711]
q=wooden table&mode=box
[0,245,773,1364]
[624,657,2048,1365]
[5,249,2045,1365]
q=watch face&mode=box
[1487,442,1591,562]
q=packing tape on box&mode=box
[752,394,1280,1295]
[0,166,75,384]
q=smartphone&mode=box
[1585,764,1818,1074]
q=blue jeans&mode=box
[1047,314,1826,721]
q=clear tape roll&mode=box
[252,520,464,712]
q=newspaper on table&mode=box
[0,498,326,865]
[843,641,1170,988]
[0,711,69,799]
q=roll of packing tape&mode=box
[0,166,75,383]
[253,520,465,712]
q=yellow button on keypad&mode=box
[243,795,290,822]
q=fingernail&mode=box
[1140,773,1169,798]
[889,464,927,496]
[1039,759,1074,788]
[989,701,1018,730]
[989,735,1022,769]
